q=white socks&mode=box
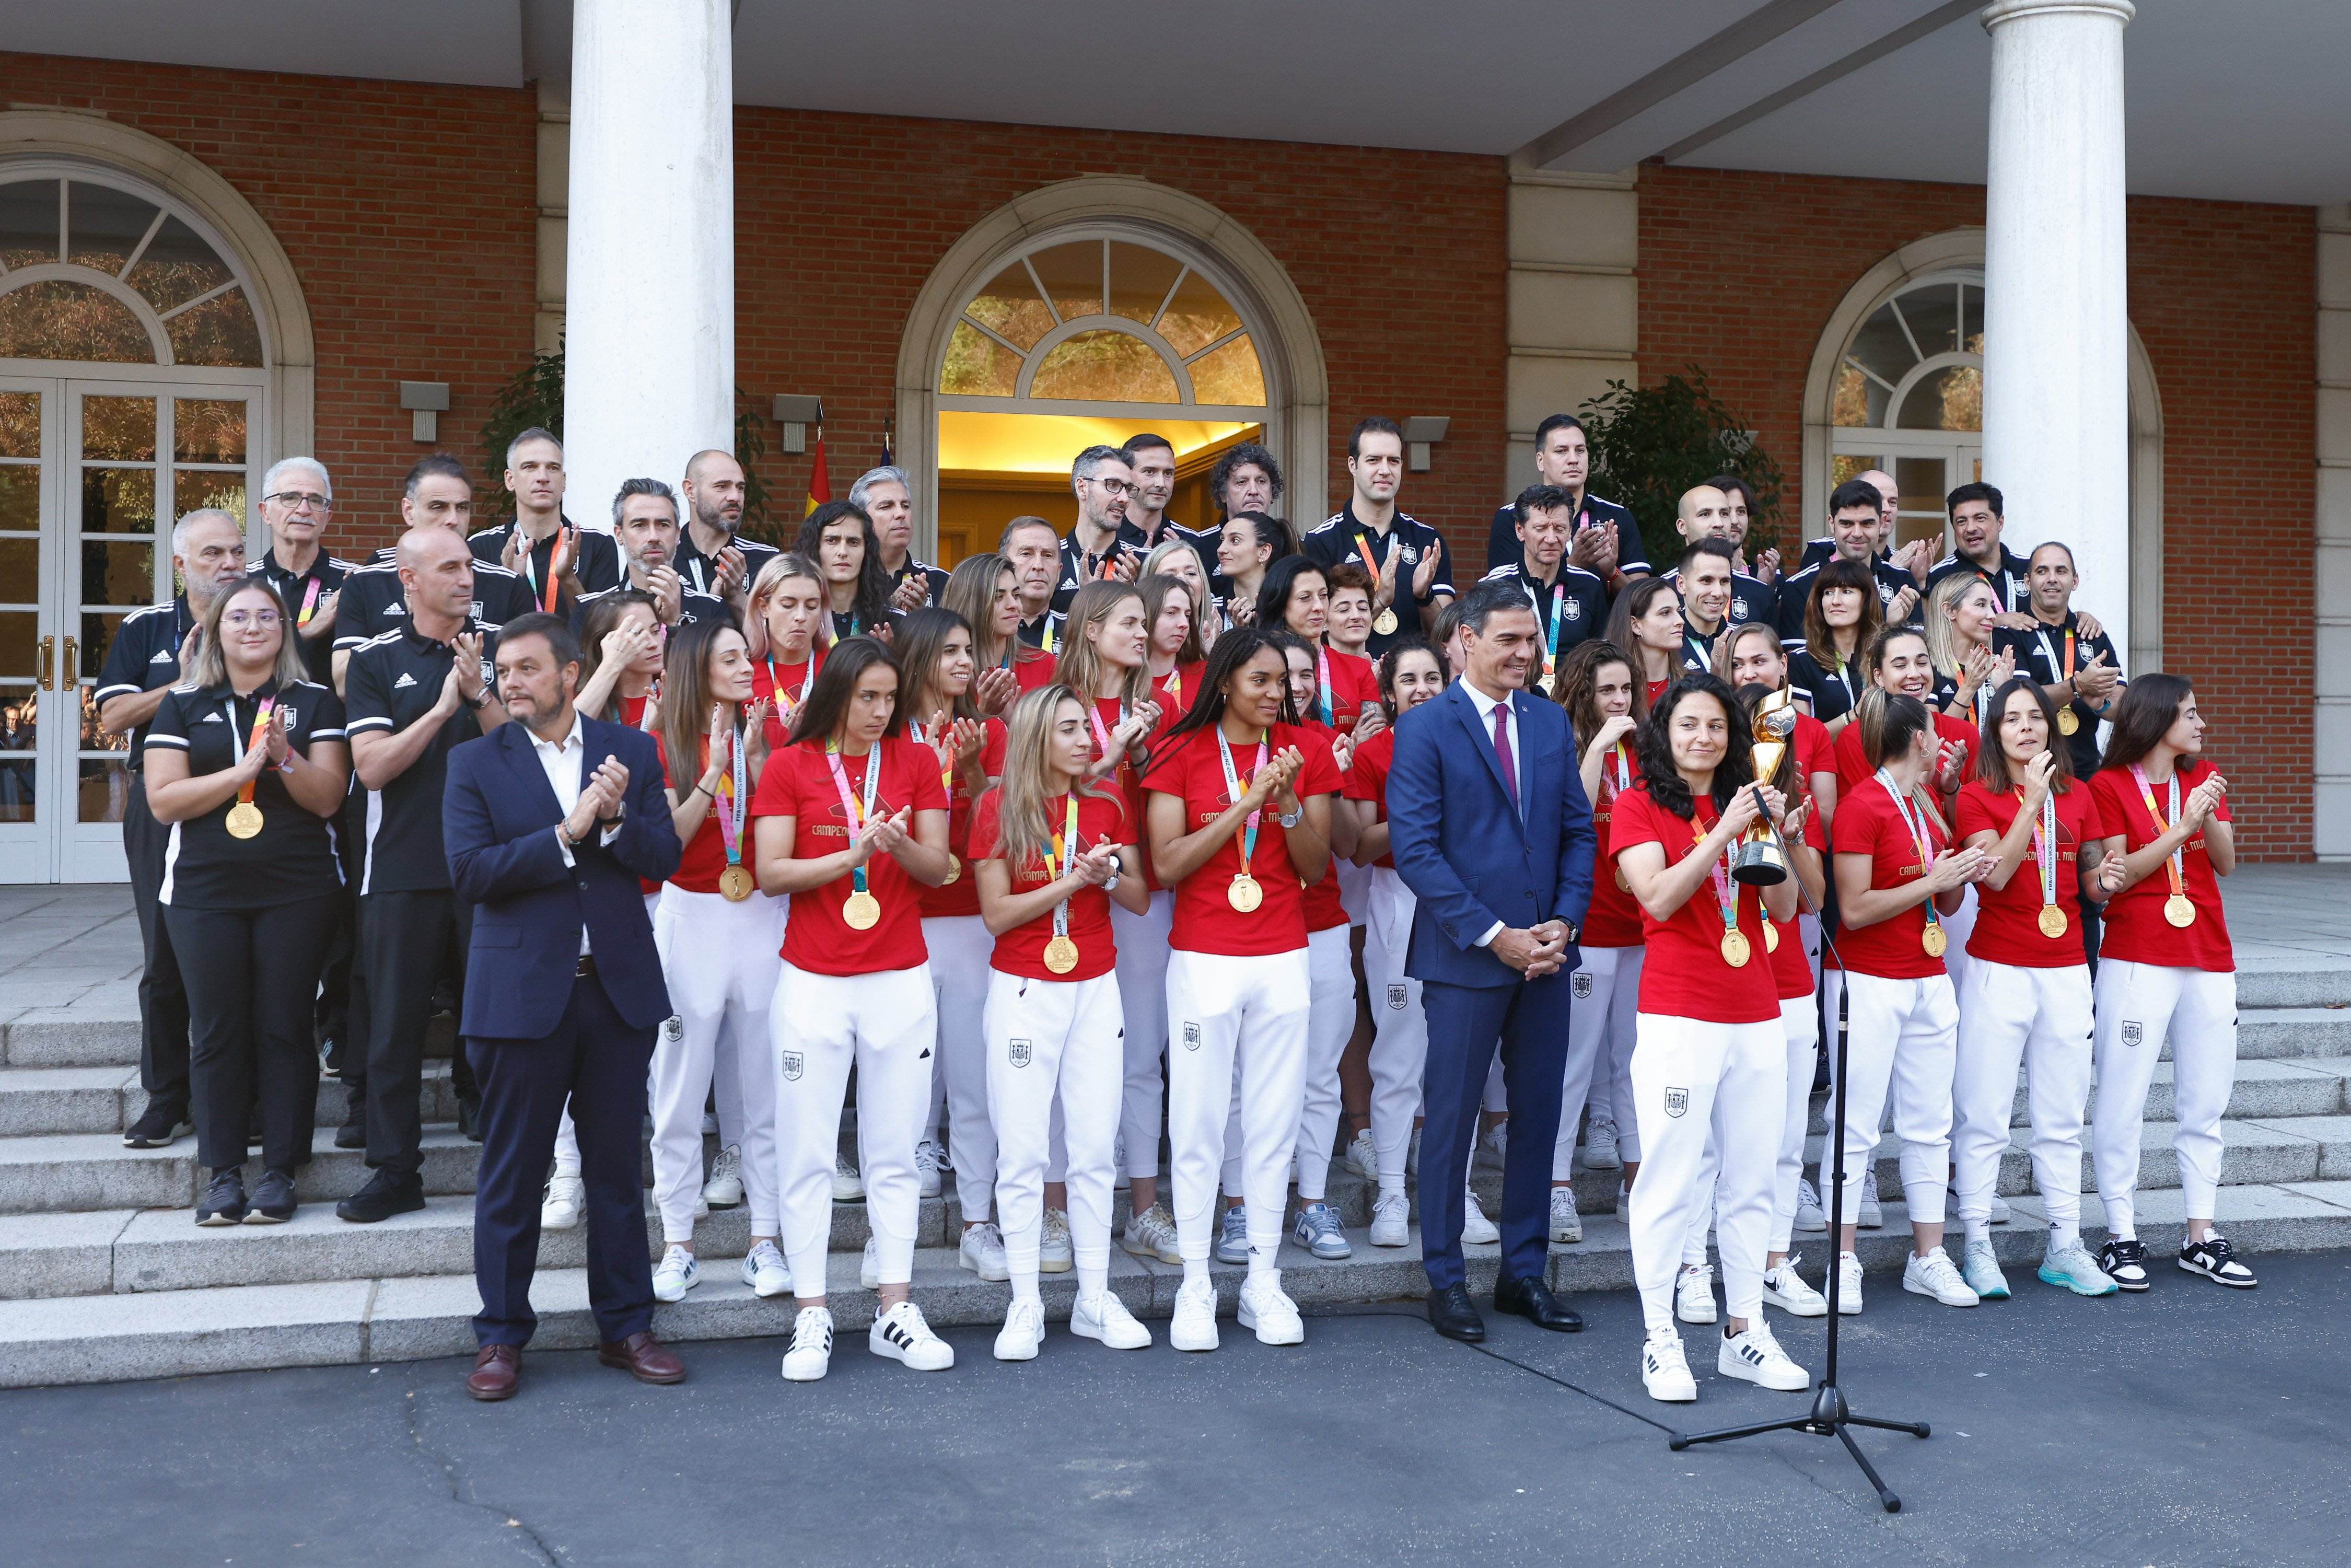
[1183,1257,1210,1286]
[1077,1263,1108,1302]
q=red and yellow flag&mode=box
[804,428,831,517]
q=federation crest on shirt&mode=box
[1663,1087,1689,1119]
[663,1015,683,1043]
[2121,1021,2143,1049]
[1387,984,1409,1011]
[1008,1038,1032,1068]
[1572,972,1593,1000]
[1563,597,1583,622]
[780,1050,804,1081]
[1731,597,1750,621]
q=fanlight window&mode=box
[0,178,264,367]
[1832,275,1982,433]
[939,238,1265,408]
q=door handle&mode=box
[37,634,52,692]
[62,636,77,698]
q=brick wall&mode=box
[1640,165,2315,859]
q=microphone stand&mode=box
[1665,782,1929,1514]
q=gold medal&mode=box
[942,853,961,885]
[1372,607,1399,636]
[225,801,264,839]
[2038,903,2069,938]
[1043,935,1080,974]
[1922,923,1948,959]
[1719,928,1750,968]
[1228,874,1263,913]
[719,863,753,902]
[1764,922,1780,954]
[2057,707,2080,737]
[843,889,881,930]
[2164,893,2197,928]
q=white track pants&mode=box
[1113,891,1174,1181]
[1823,970,1959,1226]
[1939,887,1978,1005]
[1627,1013,1783,1333]
[1553,945,1643,1178]
[922,914,996,1222]
[649,888,784,1241]
[772,961,936,1297]
[1290,925,1359,1202]
[1955,960,2093,1230]
[1684,995,1821,1260]
[2092,960,2237,1234]
[1167,948,1310,1266]
[1363,868,1428,1186]
[985,969,1124,1289]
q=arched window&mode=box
[1828,271,1982,551]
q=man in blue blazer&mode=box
[442,612,683,1400]
[1388,579,1597,1342]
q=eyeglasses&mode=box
[1087,477,1135,497]
[266,491,331,512]
[224,610,282,629]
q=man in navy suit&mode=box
[1388,579,1597,1342]
[442,612,683,1400]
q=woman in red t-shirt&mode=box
[750,637,956,1380]
[2086,674,2250,1291]
[1140,570,1206,719]
[1717,622,1840,835]
[897,608,1011,1277]
[1143,629,1335,1353]
[1141,536,1223,651]
[1600,576,1686,719]
[1824,690,1990,1316]
[1258,556,1383,739]
[1954,679,2125,1302]
[1612,675,1804,1403]
[971,683,1153,1361]
[576,588,663,736]
[746,553,829,751]
[1343,638,1446,1245]
[939,551,1035,711]
[1324,560,1377,664]
[643,620,784,1305]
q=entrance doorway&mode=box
[937,413,1262,566]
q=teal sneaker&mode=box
[2036,1239,2120,1297]
[1961,1238,2010,1300]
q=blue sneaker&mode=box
[1216,1203,1250,1265]
[1292,1202,1351,1260]
[2038,1239,2120,1297]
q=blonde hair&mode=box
[1053,579,1151,713]
[747,552,826,658]
[990,683,1119,877]
[184,578,310,691]
[1922,571,1993,682]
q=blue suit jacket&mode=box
[1387,682,1597,990]
[443,714,681,1040]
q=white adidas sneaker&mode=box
[1674,1263,1717,1325]
[1072,1291,1152,1350]
[651,1244,699,1304]
[1238,1271,1305,1345]
[1717,1321,1810,1391]
[958,1221,1009,1282]
[781,1306,833,1381]
[993,1299,1043,1362]
[1344,1128,1380,1182]
[740,1239,789,1299]
[1642,1330,1697,1403]
[1170,1275,1220,1352]
[1761,1255,1828,1317]
[1368,1191,1411,1248]
[869,1300,955,1370]
[1902,1246,1981,1308]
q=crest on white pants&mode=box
[1182,1020,1202,1051]
[662,1015,683,1043]
[1387,984,1409,1011]
[2121,1021,2144,1048]
[1663,1087,1689,1119]
[781,1051,804,1082]
[1008,1038,1032,1068]
[1572,972,1593,1000]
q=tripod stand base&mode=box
[1668,1384,1930,1513]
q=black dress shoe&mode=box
[1428,1283,1486,1342]
[333,1113,366,1149]
[336,1169,425,1224]
[457,1095,483,1143]
[1494,1273,1584,1332]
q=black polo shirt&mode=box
[1303,502,1457,659]
[1659,566,1779,635]
[1122,516,1221,580]
[1926,545,2033,617]
[334,556,534,654]
[1479,561,1606,671]
[1681,621,1722,673]
[1015,608,1066,652]
[1774,554,1918,641]
[1053,529,1129,616]
[342,626,500,896]
[145,677,345,910]
[571,582,730,635]
[1484,491,1648,579]
[673,528,781,605]
[1995,611,2123,777]
[1786,647,1863,727]
[878,552,951,610]
[94,597,192,768]
[468,517,622,606]
[249,547,357,687]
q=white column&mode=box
[1979,0,2134,651]
[564,0,734,532]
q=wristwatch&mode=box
[1102,865,1123,894]
[1276,806,1303,829]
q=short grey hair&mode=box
[847,465,910,509]
[1072,445,1131,483]
[261,456,331,504]
[171,508,242,554]
[504,426,562,470]
[611,477,679,527]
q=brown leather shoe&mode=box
[467,1344,520,1401]
[597,1330,686,1385]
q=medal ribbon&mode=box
[2023,784,2057,914]
[1543,582,1566,674]
[1609,741,1632,800]
[1165,667,1182,710]
[1878,768,1941,940]
[227,694,278,812]
[766,655,814,724]
[295,575,322,628]
[2128,763,2189,904]
[1046,792,1079,944]
[519,527,561,613]
[1314,644,1334,726]
[910,719,956,796]
[711,722,745,871]
[1216,727,1269,881]
[1692,815,1739,946]
[824,740,882,896]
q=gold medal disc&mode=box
[1719,928,1751,968]
[225,801,264,839]
[1922,923,1948,959]
[1372,608,1399,636]
[2038,903,2069,938]
[942,853,961,886]
[2057,708,2080,737]
[1764,922,1780,954]
[1227,874,1263,913]
[1043,935,1080,974]
[843,889,882,930]
[2164,893,2197,928]
[719,863,753,902]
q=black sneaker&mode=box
[336,1169,425,1224]
[245,1168,298,1224]
[457,1095,483,1143]
[123,1102,193,1149]
[195,1168,248,1226]
[2098,1237,2150,1293]
[333,1106,367,1149]
[2178,1234,2258,1288]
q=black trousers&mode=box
[360,889,475,1178]
[469,971,656,1348]
[162,892,337,1174]
[316,789,367,1055]
[123,775,191,1111]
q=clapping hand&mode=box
[644,564,684,624]
[1115,700,1162,755]
[1073,834,1121,887]
[890,572,930,613]
[565,758,630,844]
[742,698,773,770]
[1934,740,1966,794]
[1242,746,1305,810]
[1887,584,1920,624]
[1568,521,1617,576]
[2020,749,2056,808]
[263,705,294,769]
[858,804,914,863]
[2184,771,2228,828]
[1925,844,1991,893]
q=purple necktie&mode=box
[1492,702,1520,812]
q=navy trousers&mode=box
[468,971,655,1348]
[1418,970,1573,1291]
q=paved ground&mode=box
[6,1249,2346,1567]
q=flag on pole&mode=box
[880,416,894,469]
[804,428,831,517]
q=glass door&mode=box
[0,380,57,882]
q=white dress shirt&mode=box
[1458,679,1523,949]
[527,710,618,956]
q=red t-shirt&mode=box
[1829,775,1948,981]
[1644,677,1670,712]
[1342,725,1398,871]
[1956,780,2108,969]
[750,734,951,975]
[1296,725,1349,933]
[1145,721,1341,957]
[614,692,651,730]
[2088,761,2234,972]
[1082,693,1162,893]
[1767,810,1817,1001]
[912,716,1008,920]
[1832,710,1975,796]
[1309,646,1380,734]
[1793,712,1831,789]
[1584,743,1646,948]
[653,730,760,896]
[1009,645,1059,696]
[968,787,1126,982]
[1150,662,1206,723]
[1609,784,1778,1024]
[750,649,823,752]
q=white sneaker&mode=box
[1121,1202,1181,1264]
[1170,1274,1220,1352]
[1835,1251,1864,1315]
[832,1154,865,1202]
[958,1221,1010,1281]
[914,1140,942,1200]
[1040,1208,1075,1273]
[1962,1237,2012,1300]
[859,1236,879,1290]
[781,1305,833,1381]
[1407,1125,1422,1177]
[1990,1192,2012,1226]
[1674,1263,1718,1325]
[701,1109,719,1136]
[1762,1254,1828,1317]
[1858,1168,1883,1229]
[1642,1330,1697,1403]
[701,1144,744,1209]
[1548,1183,1582,1244]
[1793,1178,1827,1234]
[1113,1135,1130,1192]
[1369,1191,1410,1248]
[1237,1271,1305,1345]
[1460,1184,1499,1245]
[1718,1321,1810,1391]
[1481,1121,1509,1169]
[539,1173,584,1231]
[741,1239,790,1298]
[1582,1116,1621,1171]
[651,1244,699,1304]
[993,1299,1043,1362]
[1344,1128,1380,1182]
[1903,1246,1981,1307]
[870,1300,955,1369]
[1072,1291,1151,1350]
